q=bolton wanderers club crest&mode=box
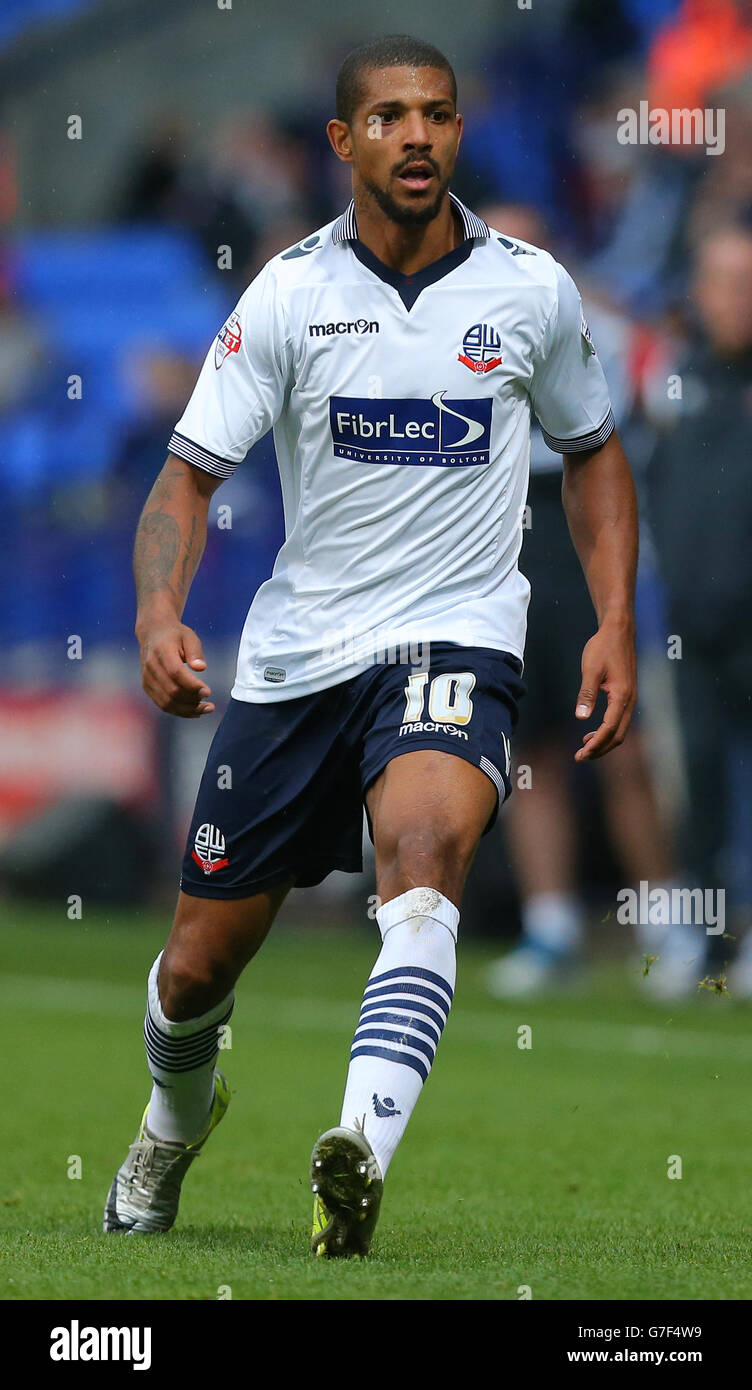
[192,823,229,874]
[215,311,242,369]
[458,323,502,375]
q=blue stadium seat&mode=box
[3,223,242,647]
[13,227,210,303]
[0,405,120,493]
[42,294,230,358]
[9,226,232,437]
[0,0,96,48]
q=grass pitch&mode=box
[1,905,749,1301]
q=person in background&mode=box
[647,223,752,997]
[117,110,313,288]
[482,204,703,999]
[0,257,47,414]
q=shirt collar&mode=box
[331,192,490,245]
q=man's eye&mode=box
[430,112,448,122]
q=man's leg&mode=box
[489,735,585,997]
[144,883,291,1143]
[105,881,290,1234]
[347,748,494,1156]
[311,749,496,1257]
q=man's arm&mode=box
[133,452,222,718]
[561,428,638,761]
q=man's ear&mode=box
[327,118,353,163]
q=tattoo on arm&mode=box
[134,512,183,606]
[180,513,198,595]
[133,462,208,616]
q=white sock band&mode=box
[375,886,459,942]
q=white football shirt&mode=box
[169,195,614,702]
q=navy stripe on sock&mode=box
[355,1010,441,1043]
[144,1022,227,1060]
[352,1026,436,1064]
[144,1021,227,1054]
[349,1044,429,1083]
[359,994,446,1033]
[143,1007,231,1073]
[362,980,451,1017]
[368,964,454,1002]
[145,1002,233,1044]
[142,1023,222,1050]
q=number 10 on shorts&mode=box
[402,672,476,725]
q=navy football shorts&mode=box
[179,642,526,898]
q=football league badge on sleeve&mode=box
[215,311,242,369]
[458,323,502,374]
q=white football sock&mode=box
[143,951,234,1145]
[340,887,459,1178]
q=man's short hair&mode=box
[336,35,457,125]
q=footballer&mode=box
[104,35,638,1257]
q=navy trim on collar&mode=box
[333,192,487,310]
[332,192,489,245]
[349,236,474,311]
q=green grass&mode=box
[1,905,750,1300]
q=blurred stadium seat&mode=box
[0,0,96,47]
[2,225,235,506]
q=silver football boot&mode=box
[103,1071,230,1235]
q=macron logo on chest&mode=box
[308,319,379,337]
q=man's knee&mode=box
[156,884,288,1020]
[158,940,234,1022]
[379,821,477,898]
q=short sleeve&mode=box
[530,261,615,454]
[168,263,290,479]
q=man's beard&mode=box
[360,171,451,226]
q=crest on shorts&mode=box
[215,311,242,369]
[192,823,229,874]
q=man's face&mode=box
[694,231,752,356]
[336,65,462,226]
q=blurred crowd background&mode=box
[2,0,752,1000]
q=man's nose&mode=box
[401,112,432,148]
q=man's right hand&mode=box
[137,620,215,718]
